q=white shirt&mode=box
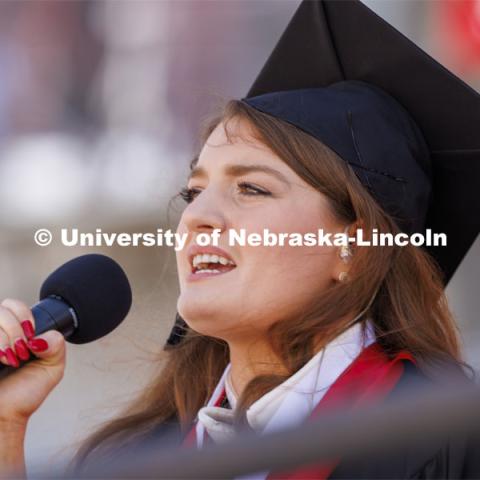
[195,320,376,450]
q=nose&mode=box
[181,189,227,235]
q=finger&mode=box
[1,298,35,340]
[27,331,65,365]
[0,305,30,365]
[0,328,11,366]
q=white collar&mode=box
[196,320,376,449]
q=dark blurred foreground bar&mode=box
[43,381,480,479]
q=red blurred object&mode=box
[437,0,480,71]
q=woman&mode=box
[1,1,479,478]
[0,94,475,478]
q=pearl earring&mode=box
[338,271,349,282]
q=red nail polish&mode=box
[5,347,19,367]
[27,338,49,352]
[14,339,30,361]
[21,320,35,340]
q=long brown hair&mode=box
[69,99,463,473]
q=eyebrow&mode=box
[188,163,290,185]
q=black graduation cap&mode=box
[164,0,480,349]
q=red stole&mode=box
[182,342,415,479]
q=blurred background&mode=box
[0,0,478,474]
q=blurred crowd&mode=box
[0,0,298,228]
[0,1,478,229]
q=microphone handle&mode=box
[31,296,77,338]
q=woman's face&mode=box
[176,117,346,343]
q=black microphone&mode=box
[33,253,132,343]
[0,254,132,374]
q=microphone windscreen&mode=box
[39,254,132,344]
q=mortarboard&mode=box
[165,0,480,349]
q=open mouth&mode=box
[190,253,237,276]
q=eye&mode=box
[178,186,202,204]
[178,182,271,204]
[237,182,271,197]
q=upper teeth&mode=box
[192,253,235,268]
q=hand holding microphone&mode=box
[0,300,66,426]
[0,253,132,428]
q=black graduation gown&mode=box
[328,362,480,479]
[140,361,480,479]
